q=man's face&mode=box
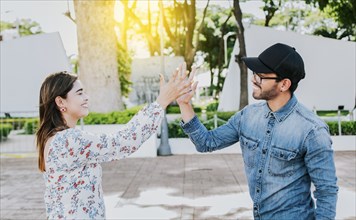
[251,73,280,101]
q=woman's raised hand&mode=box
[156,62,197,109]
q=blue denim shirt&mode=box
[181,95,338,220]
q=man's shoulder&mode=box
[294,103,327,128]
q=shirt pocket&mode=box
[268,146,298,177]
[240,135,259,168]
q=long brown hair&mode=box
[36,71,78,172]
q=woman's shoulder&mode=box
[56,127,83,136]
[51,128,85,143]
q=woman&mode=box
[36,68,193,219]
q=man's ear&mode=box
[280,78,292,92]
[55,96,65,109]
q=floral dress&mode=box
[43,102,163,219]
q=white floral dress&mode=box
[43,102,163,219]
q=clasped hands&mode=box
[156,62,198,109]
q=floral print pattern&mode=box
[43,102,163,219]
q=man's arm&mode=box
[176,63,240,152]
[179,102,195,123]
[304,127,338,220]
[179,111,241,152]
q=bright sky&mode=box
[0,0,264,57]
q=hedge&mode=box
[327,121,356,135]
[206,101,219,112]
[168,118,356,138]
[166,105,202,114]
[83,106,142,125]
[4,108,355,137]
[317,110,349,117]
[168,116,227,138]
[0,118,27,130]
[23,119,39,134]
[0,124,13,141]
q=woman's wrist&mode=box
[156,96,169,110]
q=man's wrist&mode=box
[177,101,192,107]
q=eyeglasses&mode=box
[253,72,280,84]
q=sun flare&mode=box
[114,0,161,23]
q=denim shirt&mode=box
[181,95,338,220]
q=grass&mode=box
[317,110,349,117]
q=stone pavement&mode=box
[0,152,355,220]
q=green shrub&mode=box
[0,124,13,141]
[168,114,356,138]
[327,121,356,135]
[23,119,39,134]
[83,105,143,125]
[168,120,188,138]
[193,106,202,113]
[124,105,143,116]
[166,105,181,114]
[317,110,349,117]
[206,101,219,112]
[166,105,202,114]
[84,112,127,125]
[0,118,27,130]
[168,116,229,138]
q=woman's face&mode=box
[63,80,89,120]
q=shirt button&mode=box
[267,130,270,134]
[254,207,257,210]
[262,149,267,154]
[257,189,260,193]
[259,169,262,173]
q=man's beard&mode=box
[252,83,279,101]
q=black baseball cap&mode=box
[242,43,305,83]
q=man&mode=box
[177,43,338,219]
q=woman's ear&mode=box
[55,96,65,109]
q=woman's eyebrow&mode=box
[75,88,83,93]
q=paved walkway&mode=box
[0,152,355,220]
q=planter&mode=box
[331,136,356,151]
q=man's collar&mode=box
[264,95,298,122]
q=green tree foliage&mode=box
[117,43,132,97]
[233,0,249,109]
[0,19,43,37]
[305,0,356,41]
[119,0,210,70]
[256,0,355,41]
[198,5,237,98]
[263,5,314,32]
[262,0,282,26]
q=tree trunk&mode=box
[233,0,249,110]
[263,0,281,27]
[184,0,196,71]
[73,0,123,112]
[120,0,130,50]
[216,12,232,98]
